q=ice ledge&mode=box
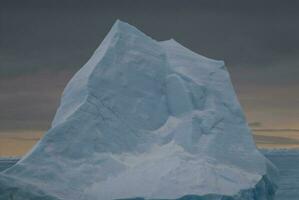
[160,38,225,66]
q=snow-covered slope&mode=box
[0,20,278,200]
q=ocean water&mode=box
[262,150,299,200]
[0,150,298,200]
[0,157,19,172]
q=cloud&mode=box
[1,0,299,76]
[253,135,299,145]
[248,122,262,127]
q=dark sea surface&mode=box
[0,157,19,172]
[262,149,299,200]
[0,150,298,200]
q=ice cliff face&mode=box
[0,20,278,200]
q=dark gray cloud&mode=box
[1,0,299,75]
[253,135,299,145]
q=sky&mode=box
[0,0,299,155]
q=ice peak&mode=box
[111,19,134,32]
[108,19,151,41]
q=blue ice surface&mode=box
[1,150,298,200]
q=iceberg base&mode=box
[0,175,276,200]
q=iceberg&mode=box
[0,20,278,200]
